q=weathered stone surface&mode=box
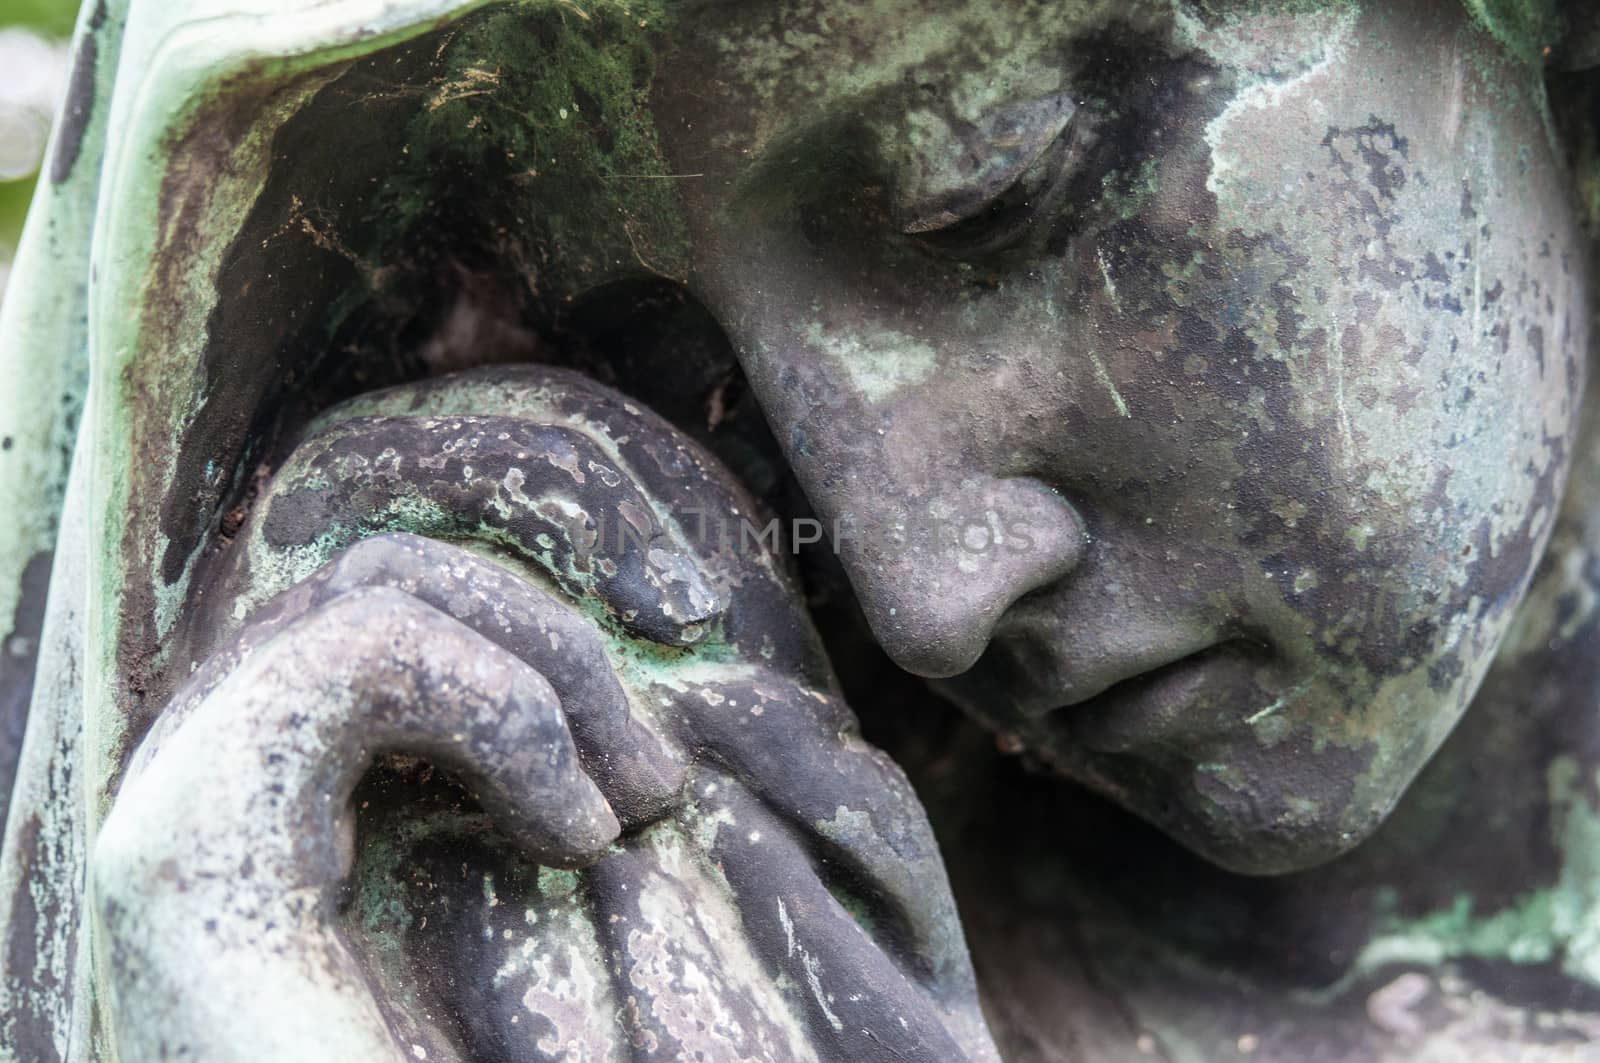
[0,1,1596,1060]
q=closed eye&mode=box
[911,138,1081,259]
[897,93,1090,260]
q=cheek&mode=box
[1189,40,1583,593]
[1101,119,1580,639]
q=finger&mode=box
[121,585,619,871]
[234,412,725,647]
[195,532,685,826]
[671,673,980,1004]
[403,834,628,1063]
[307,364,836,686]
[693,777,992,1062]
[99,587,621,1061]
[581,819,825,1061]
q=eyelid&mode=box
[893,92,1078,235]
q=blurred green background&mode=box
[1,0,75,35]
[0,0,78,299]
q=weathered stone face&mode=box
[653,0,1591,873]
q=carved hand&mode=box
[94,367,996,1062]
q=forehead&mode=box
[665,0,1387,137]
[655,1,1516,285]
[651,0,1584,567]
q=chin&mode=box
[1164,808,1384,877]
[1102,766,1403,877]
[942,659,1427,875]
[1026,729,1401,877]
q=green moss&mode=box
[1352,759,1600,986]
[827,883,880,937]
[350,805,499,934]
[1462,0,1563,65]
[1187,0,1359,19]
[1368,891,1561,967]
[385,1,690,292]
[1101,158,1161,221]
[1571,86,1600,240]
[535,866,580,898]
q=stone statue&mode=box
[0,0,1595,1059]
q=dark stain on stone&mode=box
[2,815,63,1063]
[49,0,107,186]
[0,550,52,839]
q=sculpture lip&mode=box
[1046,641,1261,752]
[1013,633,1234,716]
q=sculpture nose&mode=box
[690,210,1088,678]
[695,286,1088,679]
[825,472,1086,678]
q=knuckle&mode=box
[334,530,426,569]
[316,583,425,626]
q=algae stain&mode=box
[1087,349,1131,418]
[799,321,937,403]
[1349,757,1600,986]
